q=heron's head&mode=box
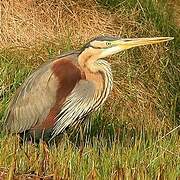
[80,35,174,59]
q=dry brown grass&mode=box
[0,0,173,131]
[170,0,180,27]
[0,0,160,47]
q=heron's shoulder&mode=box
[55,50,80,61]
[50,50,84,73]
[29,50,80,76]
[57,50,80,58]
[52,57,85,80]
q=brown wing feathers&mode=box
[4,57,84,134]
[32,59,85,130]
[52,59,84,100]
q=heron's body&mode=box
[5,48,113,140]
[4,35,173,142]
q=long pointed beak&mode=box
[114,37,174,50]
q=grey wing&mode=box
[52,79,97,138]
[4,63,58,133]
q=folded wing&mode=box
[4,55,83,134]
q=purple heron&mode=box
[4,36,173,142]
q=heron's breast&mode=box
[83,68,105,98]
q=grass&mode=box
[0,0,179,179]
[0,130,179,179]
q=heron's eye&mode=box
[106,42,112,47]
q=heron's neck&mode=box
[78,49,113,108]
[78,47,112,79]
[78,48,99,72]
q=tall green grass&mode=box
[0,130,179,179]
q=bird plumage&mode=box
[4,35,173,142]
[4,46,113,141]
